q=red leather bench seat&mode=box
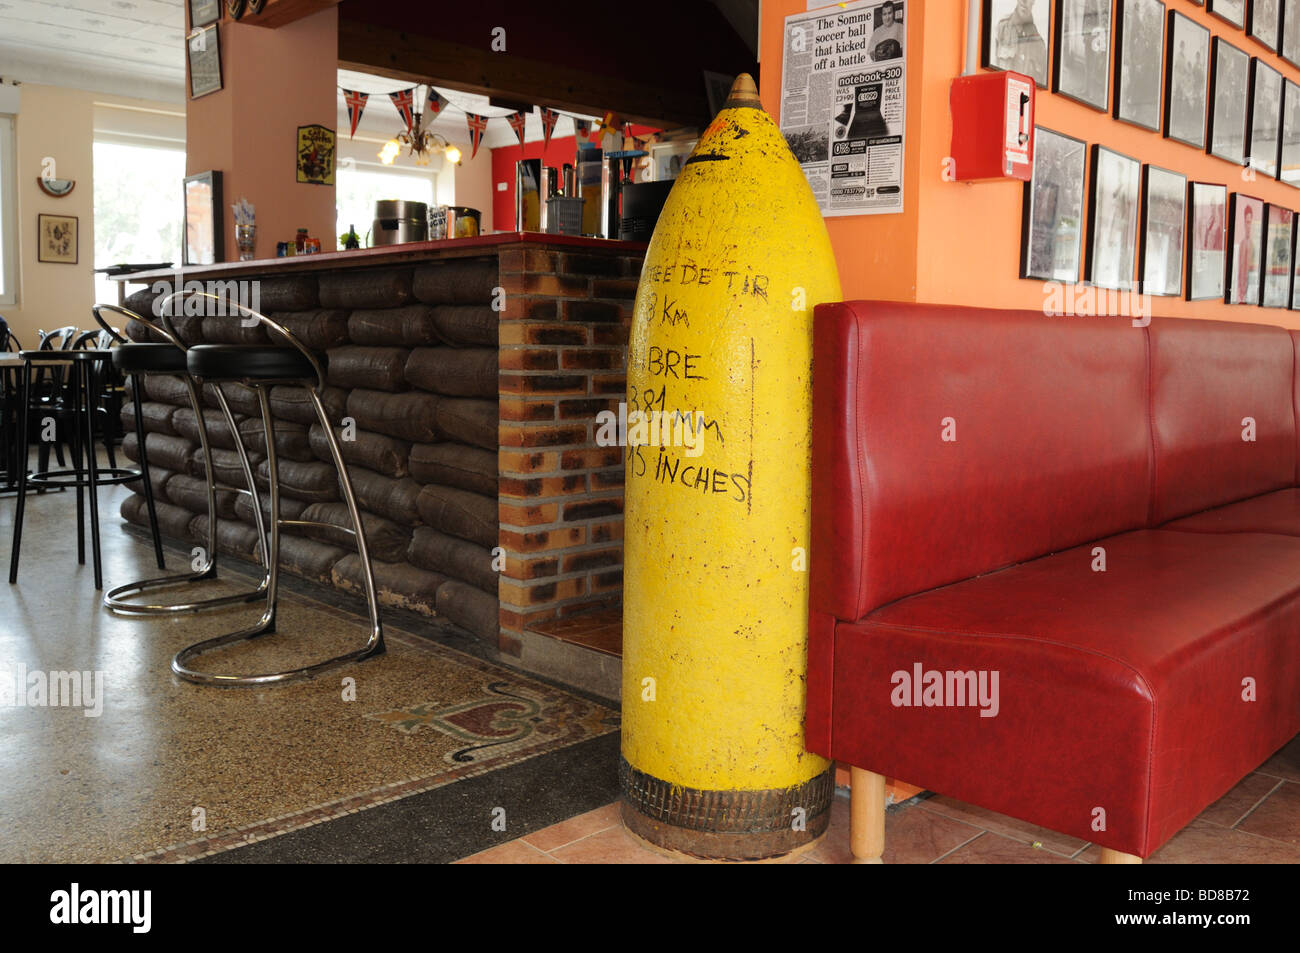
[809,301,1300,858]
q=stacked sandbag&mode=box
[117,257,501,644]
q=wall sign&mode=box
[187,25,222,99]
[296,124,336,186]
[780,0,907,216]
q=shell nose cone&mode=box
[724,73,763,109]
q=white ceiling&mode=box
[0,0,186,101]
[336,68,601,153]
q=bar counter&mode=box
[114,233,646,661]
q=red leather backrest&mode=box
[1148,319,1296,524]
[811,301,1152,621]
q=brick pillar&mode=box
[496,241,645,656]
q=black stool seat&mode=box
[20,349,114,362]
[113,342,187,374]
[187,345,318,381]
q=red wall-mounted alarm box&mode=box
[949,71,1035,182]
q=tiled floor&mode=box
[527,608,623,657]
[458,735,1300,864]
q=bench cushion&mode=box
[1148,319,1297,523]
[811,300,1151,621]
[819,529,1300,856]
[1162,487,1300,535]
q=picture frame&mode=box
[1053,0,1112,111]
[1086,144,1142,290]
[1249,0,1281,50]
[1262,203,1294,306]
[1020,126,1088,281]
[1115,0,1166,131]
[1164,10,1211,149]
[1248,59,1283,177]
[1187,181,1228,300]
[187,25,222,100]
[1284,0,1300,66]
[1139,164,1187,296]
[36,214,78,265]
[1226,192,1265,304]
[188,0,220,28]
[1208,38,1250,164]
[1290,218,1300,307]
[983,0,1052,88]
[651,139,697,181]
[183,170,223,266]
[1280,78,1300,185]
[1209,0,1247,28]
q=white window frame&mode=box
[0,113,19,308]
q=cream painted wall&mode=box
[452,149,494,233]
[2,84,182,346]
[4,84,96,347]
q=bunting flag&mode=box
[575,118,592,141]
[540,108,559,148]
[506,110,528,145]
[466,112,489,159]
[389,87,416,132]
[342,89,369,139]
[426,89,448,120]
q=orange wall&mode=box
[759,0,1300,329]
[186,9,337,262]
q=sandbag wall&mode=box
[117,259,501,643]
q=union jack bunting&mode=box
[425,89,448,119]
[506,110,528,145]
[540,108,559,148]
[389,87,416,132]
[466,112,489,159]
[342,89,369,139]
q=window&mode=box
[335,163,436,249]
[92,140,186,304]
[0,114,18,307]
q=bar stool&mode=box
[160,290,384,685]
[7,341,155,590]
[88,304,271,615]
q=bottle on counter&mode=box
[295,227,309,254]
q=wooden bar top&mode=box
[113,232,647,284]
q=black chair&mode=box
[88,304,271,616]
[7,335,151,590]
[159,289,384,686]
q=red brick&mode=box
[499,397,556,422]
[562,548,623,573]
[499,474,587,498]
[499,604,555,632]
[500,576,587,606]
[499,501,559,526]
[591,570,623,592]
[592,325,630,346]
[503,554,561,580]
[591,375,627,395]
[563,300,622,323]
[591,278,640,299]
[498,295,559,321]
[499,527,585,553]
[498,374,587,396]
[500,323,589,346]
[500,349,559,371]
[558,397,620,420]
[561,349,624,370]
[560,253,623,277]
[523,248,559,272]
[561,447,624,470]
[588,520,624,543]
[563,498,624,521]
[499,450,559,474]
[591,468,624,490]
[502,424,589,448]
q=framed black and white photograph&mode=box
[36,214,78,265]
[1281,79,1300,185]
[1209,0,1247,28]
[189,0,220,28]
[1053,0,1112,110]
[1209,38,1250,164]
[1021,127,1088,281]
[1115,0,1166,130]
[1248,59,1283,176]
[1291,221,1300,307]
[1086,145,1142,290]
[1249,0,1281,50]
[1187,182,1228,300]
[1140,165,1187,296]
[183,170,223,266]
[1165,11,1210,149]
[1283,0,1300,66]
[1227,193,1265,304]
[187,25,222,100]
[1262,203,1294,305]
[984,0,1052,88]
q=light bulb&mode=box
[444,144,462,165]
[378,140,401,165]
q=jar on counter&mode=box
[295,228,309,254]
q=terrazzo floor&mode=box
[0,475,617,863]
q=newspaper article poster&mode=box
[781,0,906,216]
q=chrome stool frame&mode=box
[89,305,272,615]
[160,291,384,686]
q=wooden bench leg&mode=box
[1099,848,1142,864]
[850,767,886,864]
